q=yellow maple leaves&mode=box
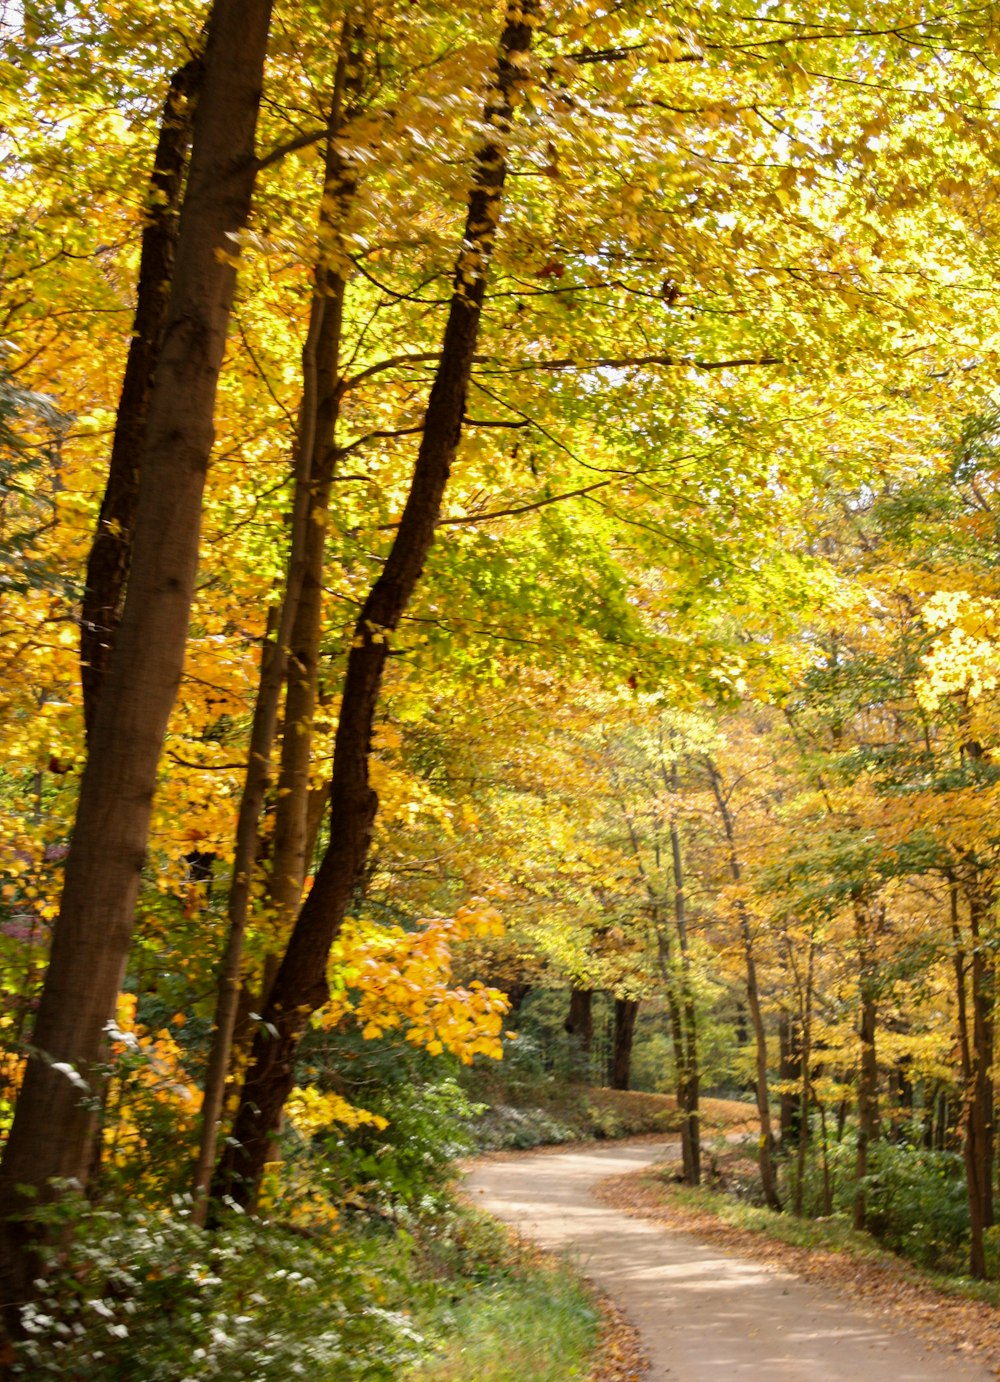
[321,900,509,1065]
[917,590,1000,709]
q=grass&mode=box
[405,1259,600,1381]
[401,1203,600,1381]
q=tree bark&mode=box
[793,938,814,1216]
[212,0,540,1208]
[957,876,995,1277]
[610,998,639,1091]
[265,30,362,946]
[0,0,275,1329]
[666,771,699,1185]
[565,987,594,1077]
[79,52,201,734]
[852,898,881,1233]
[191,26,362,1223]
[706,759,780,1210]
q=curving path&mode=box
[465,1139,993,1381]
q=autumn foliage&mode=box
[5,0,1000,1369]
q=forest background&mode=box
[4,0,1000,1376]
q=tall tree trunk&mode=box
[611,738,700,1180]
[779,1013,802,1148]
[191,26,363,1222]
[79,52,201,733]
[706,759,780,1210]
[666,770,699,1185]
[0,0,275,1329]
[610,998,639,1091]
[793,938,814,1216]
[265,29,362,947]
[852,899,880,1232]
[565,987,594,1078]
[958,876,995,1277]
[212,0,540,1208]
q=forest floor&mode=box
[465,1137,998,1381]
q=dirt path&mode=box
[464,1139,993,1381]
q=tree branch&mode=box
[343,349,781,393]
[254,127,329,173]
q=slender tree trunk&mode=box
[959,877,995,1277]
[793,939,814,1216]
[667,778,699,1185]
[819,1102,833,1215]
[779,1014,802,1149]
[853,952,879,1228]
[191,29,362,1222]
[655,912,695,1159]
[706,759,780,1210]
[0,0,275,1329]
[564,987,594,1078]
[852,898,882,1233]
[969,885,995,1230]
[611,738,700,1179]
[80,52,201,733]
[212,0,540,1208]
[610,998,639,1091]
[266,32,362,943]
[743,914,781,1210]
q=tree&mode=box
[213,0,542,1206]
[0,0,276,1325]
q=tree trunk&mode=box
[0,0,275,1330]
[958,877,995,1277]
[191,27,362,1222]
[667,776,699,1185]
[853,986,879,1229]
[212,0,540,1209]
[706,759,780,1210]
[793,939,814,1216]
[564,987,594,1078]
[79,52,201,734]
[852,898,881,1233]
[779,1014,802,1149]
[266,32,361,942]
[610,998,639,1091]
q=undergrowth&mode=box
[14,1187,602,1381]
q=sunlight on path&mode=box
[465,1140,993,1382]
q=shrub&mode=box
[308,1076,483,1214]
[15,1195,423,1380]
[785,1126,970,1272]
[861,1141,968,1269]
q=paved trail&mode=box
[465,1140,993,1381]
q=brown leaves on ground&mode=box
[588,1290,648,1381]
[597,1168,1000,1376]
